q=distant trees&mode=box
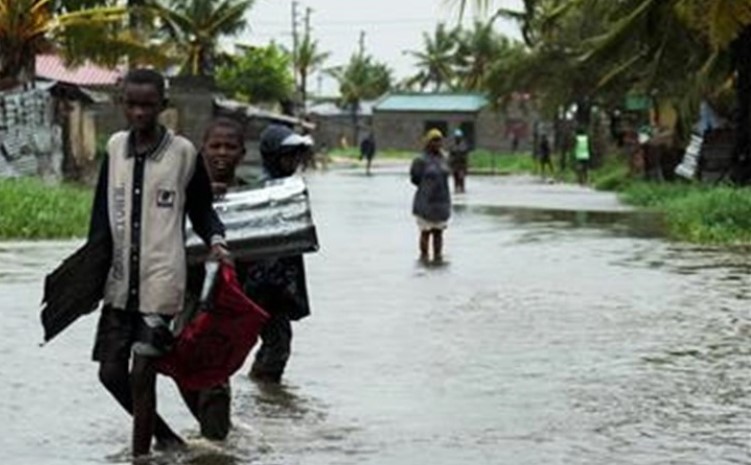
[328,51,392,142]
[404,20,521,93]
[146,0,253,76]
[292,29,331,109]
[405,23,459,91]
[444,0,751,180]
[216,44,294,104]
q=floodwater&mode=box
[2,169,751,464]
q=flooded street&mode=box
[2,169,751,464]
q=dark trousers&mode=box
[250,314,293,381]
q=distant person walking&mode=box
[410,129,451,263]
[448,129,470,193]
[360,133,376,175]
[575,128,591,186]
[537,135,554,178]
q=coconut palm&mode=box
[405,23,459,91]
[328,52,391,142]
[455,20,506,90]
[576,0,751,177]
[293,34,330,108]
[146,0,253,76]
[0,0,125,88]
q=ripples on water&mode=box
[1,173,751,464]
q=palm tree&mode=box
[405,23,459,91]
[0,0,125,88]
[328,52,392,143]
[576,0,751,178]
[294,34,330,109]
[146,0,253,76]
[455,20,505,90]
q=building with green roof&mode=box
[372,92,535,152]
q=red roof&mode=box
[35,54,122,86]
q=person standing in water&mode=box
[180,120,314,439]
[448,129,470,193]
[410,129,451,263]
[360,133,376,175]
[575,128,591,186]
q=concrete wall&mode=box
[373,111,478,152]
[169,76,216,145]
[310,114,372,151]
[373,104,537,153]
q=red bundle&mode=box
[156,264,269,390]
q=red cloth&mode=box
[156,264,269,390]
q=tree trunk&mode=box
[350,101,360,147]
[731,26,751,185]
[301,69,307,112]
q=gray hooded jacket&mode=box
[410,151,451,222]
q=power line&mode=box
[254,17,444,26]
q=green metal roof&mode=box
[374,93,489,113]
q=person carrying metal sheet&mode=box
[181,119,313,440]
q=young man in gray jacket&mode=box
[88,69,229,457]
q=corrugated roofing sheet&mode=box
[35,54,122,86]
[374,93,488,113]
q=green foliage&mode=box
[469,150,535,173]
[620,182,751,244]
[328,53,392,109]
[217,44,294,104]
[0,0,126,85]
[404,21,520,93]
[404,23,460,91]
[146,0,253,76]
[291,33,331,103]
[0,179,92,239]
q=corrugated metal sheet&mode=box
[185,176,319,263]
[35,54,122,86]
[374,93,488,113]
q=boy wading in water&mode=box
[181,120,313,439]
[88,69,228,457]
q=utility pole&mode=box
[359,30,366,57]
[301,7,312,111]
[291,0,300,106]
[305,7,312,39]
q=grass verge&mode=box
[330,148,537,174]
[467,150,536,174]
[0,178,92,240]
[619,182,751,245]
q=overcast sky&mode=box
[231,0,523,95]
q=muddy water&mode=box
[1,171,751,464]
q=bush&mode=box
[619,182,751,244]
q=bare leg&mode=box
[132,355,157,457]
[98,362,183,447]
[432,229,443,261]
[419,231,430,260]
